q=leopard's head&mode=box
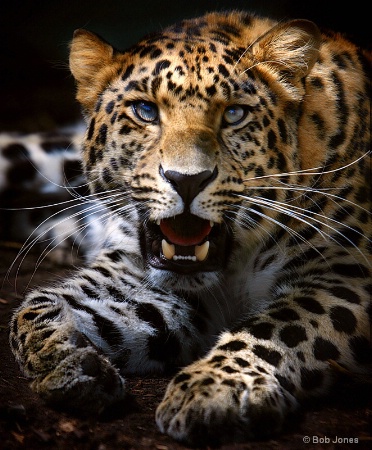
[69,11,320,290]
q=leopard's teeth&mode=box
[195,240,210,262]
[161,239,175,260]
[162,239,209,262]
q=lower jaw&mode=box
[146,264,221,291]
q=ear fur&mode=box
[251,19,321,81]
[69,29,122,113]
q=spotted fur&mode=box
[8,11,371,445]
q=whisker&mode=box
[240,184,371,215]
[225,210,278,250]
[237,194,370,265]
[7,189,132,285]
[0,186,124,211]
[243,151,370,182]
[15,191,127,257]
[14,196,138,290]
[234,203,330,263]
[7,201,107,290]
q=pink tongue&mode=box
[160,218,211,246]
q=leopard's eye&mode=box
[223,105,247,125]
[132,101,159,123]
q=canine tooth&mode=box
[195,241,209,262]
[210,221,214,227]
[156,219,161,225]
[162,239,175,260]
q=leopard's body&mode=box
[6,10,371,445]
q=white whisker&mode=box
[240,183,371,215]
[236,194,370,265]
[243,151,370,182]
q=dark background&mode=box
[0,0,370,132]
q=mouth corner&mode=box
[140,211,230,274]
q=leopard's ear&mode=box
[69,29,121,114]
[251,19,321,81]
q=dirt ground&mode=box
[0,245,371,450]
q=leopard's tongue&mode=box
[159,215,211,246]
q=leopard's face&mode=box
[70,12,321,289]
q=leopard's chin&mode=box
[140,211,231,275]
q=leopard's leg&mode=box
[156,264,371,445]
[9,249,212,412]
[10,290,125,412]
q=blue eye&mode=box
[132,101,159,123]
[223,105,247,125]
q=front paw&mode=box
[32,348,126,413]
[156,360,297,445]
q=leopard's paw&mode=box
[156,360,297,445]
[31,348,126,413]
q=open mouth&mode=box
[140,212,230,274]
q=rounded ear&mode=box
[69,29,121,113]
[251,19,321,80]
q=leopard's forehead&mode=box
[109,12,276,104]
[127,12,274,66]
[136,11,275,50]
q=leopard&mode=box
[7,10,371,446]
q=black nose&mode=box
[161,166,218,206]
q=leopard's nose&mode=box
[160,166,218,206]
